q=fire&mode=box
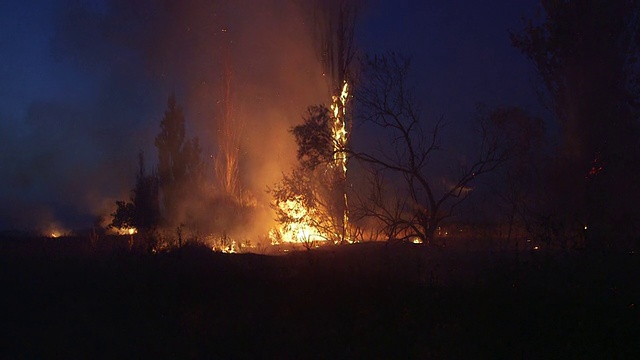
[331,81,351,244]
[44,225,67,238]
[111,227,137,236]
[273,198,328,244]
[331,81,349,174]
[270,82,352,246]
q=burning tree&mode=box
[352,53,508,244]
[270,105,348,244]
[274,0,358,244]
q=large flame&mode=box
[271,82,351,246]
[331,81,349,175]
[272,198,327,244]
[331,81,351,243]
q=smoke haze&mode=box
[0,0,542,234]
[1,0,328,233]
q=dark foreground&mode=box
[0,237,638,359]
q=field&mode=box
[1,235,638,358]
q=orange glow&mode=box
[331,81,349,174]
[110,227,137,236]
[272,198,328,244]
[269,82,352,246]
[331,81,351,243]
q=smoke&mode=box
[0,0,328,234]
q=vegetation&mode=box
[270,105,349,243]
[21,1,640,357]
[511,0,640,250]
[110,151,160,250]
[350,53,508,244]
[154,93,205,227]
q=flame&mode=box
[269,82,351,246]
[216,239,237,253]
[111,227,137,236]
[331,81,351,243]
[330,81,349,174]
[273,198,328,244]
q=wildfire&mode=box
[44,225,67,238]
[269,82,352,247]
[273,198,328,244]
[331,81,351,244]
[111,227,137,236]
[331,81,349,174]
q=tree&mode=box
[111,151,160,247]
[350,166,409,241]
[270,105,348,243]
[299,0,359,242]
[352,53,508,244]
[154,94,204,226]
[307,0,358,96]
[291,105,335,170]
[511,0,640,248]
[213,32,244,200]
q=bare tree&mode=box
[352,53,508,244]
[350,167,409,241]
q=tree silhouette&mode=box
[110,152,160,243]
[352,53,508,244]
[154,94,204,226]
[511,0,640,248]
[291,105,334,170]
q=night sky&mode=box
[0,0,542,232]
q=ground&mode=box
[0,236,638,359]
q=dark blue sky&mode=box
[0,0,543,232]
